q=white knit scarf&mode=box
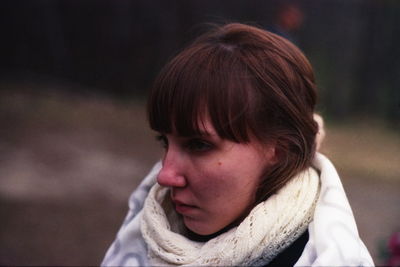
[140,167,320,266]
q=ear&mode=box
[314,113,325,151]
[264,144,279,166]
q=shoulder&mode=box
[297,153,374,266]
[101,162,161,267]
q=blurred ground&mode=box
[0,84,399,265]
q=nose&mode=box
[157,149,187,188]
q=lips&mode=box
[172,199,197,214]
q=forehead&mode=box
[164,113,216,138]
[185,115,217,137]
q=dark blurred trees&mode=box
[300,0,400,123]
[356,1,400,122]
[0,0,398,122]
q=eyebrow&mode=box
[158,130,214,137]
[180,132,213,139]
[178,130,217,139]
[195,130,213,136]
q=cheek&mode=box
[190,163,233,200]
[190,149,266,202]
[206,163,255,197]
[215,153,266,193]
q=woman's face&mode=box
[156,118,277,235]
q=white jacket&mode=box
[101,153,374,266]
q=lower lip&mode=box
[174,203,197,214]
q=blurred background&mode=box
[0,0,399,266]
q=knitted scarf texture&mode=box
[140,167,320,266]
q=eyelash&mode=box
[155,135,214,153]
[186,138,213,152]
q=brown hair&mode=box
[147,23,318,202]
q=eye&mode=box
[185,138,213,153]
[155,134,168,149]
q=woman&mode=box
[102,23,373,266]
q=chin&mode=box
[185,224,213,236]
[183,217,218,236]
[184,217,231,238]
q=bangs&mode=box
[147,43,254,142]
